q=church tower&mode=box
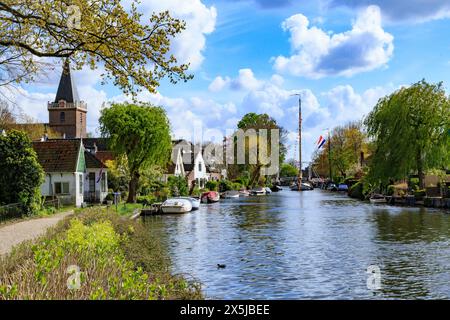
[48,60,87,138]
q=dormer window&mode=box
[60,112,65,123]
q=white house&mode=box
[164,140,211,189]
[32,139,108,207]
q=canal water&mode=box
[142,190,450,299]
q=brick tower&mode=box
[48,60,87,138]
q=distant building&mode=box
[47,60,87,138]
[164,140,224,189]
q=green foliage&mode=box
[167,176,188,197]
[105,193,114,202]
[0,130,44,214]
[387,185,395,196]
[0,2,192,97]
[409,178,420,191]
[348,182,365,200]
[136,195,156,206]
[280,163,299,177]
[219,179,233,192]
[230,112,287,185]
[205,180,218,191]
[365,80,450,188]
[0,208,202,299]
[191,186,201,197]
[100,103,172,203]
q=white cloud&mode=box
[273,5,394,78]
[208,68,264,92]
[329,0,450,23]
[134,0,217,70]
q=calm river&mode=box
[142,190,450,299]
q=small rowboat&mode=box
[161,198,192,214]
[201,191,220,203]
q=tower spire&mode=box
[54,59,79,103]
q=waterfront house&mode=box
[163,140,211,188]
[32,139,86,207]
[32,139,108,207]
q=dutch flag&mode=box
[317,135,326,149]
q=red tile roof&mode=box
[32,140,82,172]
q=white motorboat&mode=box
[250,187,266,196]
[161,198,193,214]
[264,187,272,194]
[239,190,251,197]
[369,194,387,204]
[222,191,240,199]
[174,197,200,210]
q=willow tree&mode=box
[365,80,450,189]
[0,0,192,96]
[99,103,172,203]
[231,113,287,186]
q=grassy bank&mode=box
[0,207,202,300]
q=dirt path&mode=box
[0,211,74,256]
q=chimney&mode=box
[93,142,98,154]
[62,133,66,139]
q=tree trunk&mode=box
[127,171,140,203]
[417,150,425,190]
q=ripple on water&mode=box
[142,190,450,299]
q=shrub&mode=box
[0,130,44,215]
[105,193,114,202]
[409,178,420,191]
[0,208,202,300]
[191,186,201,197]
[167,176,188,197]
[219,180,233,192]
[136,195,156,206]
[205,180,218,191]
[349,182,364,200]
[386,185,395,196]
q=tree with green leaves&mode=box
[0,0,192,96]
[365,80,450,189]
[231,112,287,186]
[0,130,44,214]
[99,103,172,203]
[280,163,299,177]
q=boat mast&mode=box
[291,94,302,191]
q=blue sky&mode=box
[6,0,450,166]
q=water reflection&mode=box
[142,190,450,299]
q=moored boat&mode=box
[161,198,192,214]
[250,187,266,196]
[222,190,240,199]
[370,194,387,204]
[239,189,251,197]
[201,191,220,203]
[264,187,272,194]
[173,197,200,210]
[270,185,282,192]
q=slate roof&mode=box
[32,139,82,172]
[54,60,79,103]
